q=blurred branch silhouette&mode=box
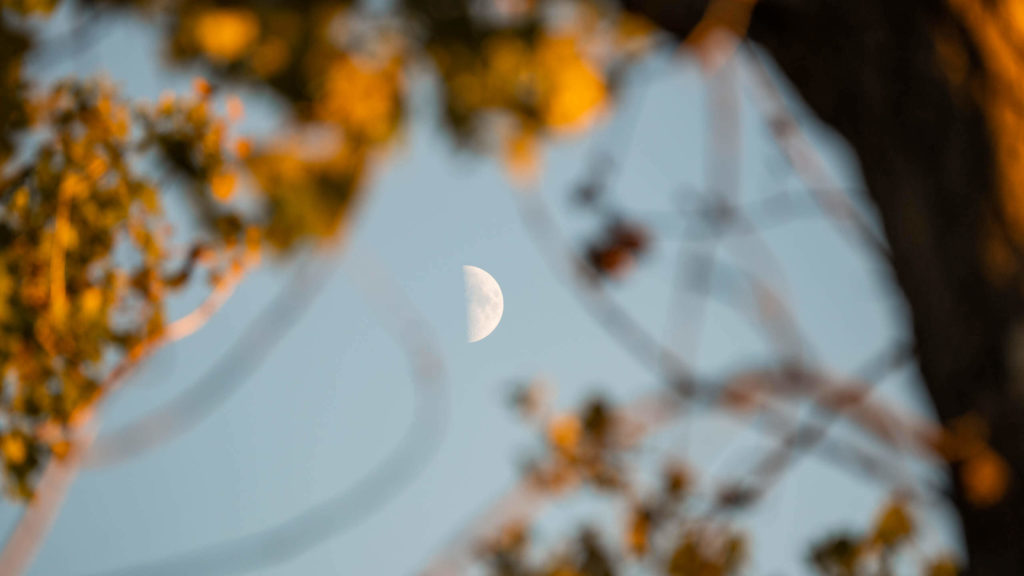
[0,256,253,576]
[85,254,332,467]
[1,0,1023,574]
[78,250,448,576]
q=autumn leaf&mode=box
[194,8,260,63]
[961,448,1010,507]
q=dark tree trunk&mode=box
[622,0,1024,573]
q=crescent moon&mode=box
[464,265,504,343]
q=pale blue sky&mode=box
[3,4,959,575]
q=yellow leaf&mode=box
[536,35,607,133]
[86,156,108,181]
[193,76,212,98]
[503,126,539,185]
[318,57,401,141]
[250,37,291,77]
[626,509,650,555]
[50,440,71,460]
[925,556,959,576]
[59,171,88,200]
[194,8,260,63]
[235,137,252,160]
[872,500,914,547]
[211,171,237,202]
[547,413,581,454]
[962,448,1010,507]
[79,287,104,319]
[1,435,27,466]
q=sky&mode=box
[2,4,961,575]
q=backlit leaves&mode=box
[666,528,745,576]
[245,128,364,250]
[193,8,261,64]
[808,499,930,576]
[0,5,965,576]
[0,81,165,495]
[475,390,751,576]
[960,448,1010,508]
[935,413,1012,507]
[871,500,914,548]
[0,74,359,495]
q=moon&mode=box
[464,265,503,343]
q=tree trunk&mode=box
[622,1,1024,573]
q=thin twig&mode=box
[708,343,917,515]
[419,359,934,574]
[741,47,890,256]
[86,255,331,467]
[75,249,447,576]
[419,390,683,576]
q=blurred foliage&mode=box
[479,388,749,576]
[0,0,973,573]
[0,79,257,496]
[493,383,963,576]
[807,499,931,576]
[0,0,648,499]
[0,0,655,496]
